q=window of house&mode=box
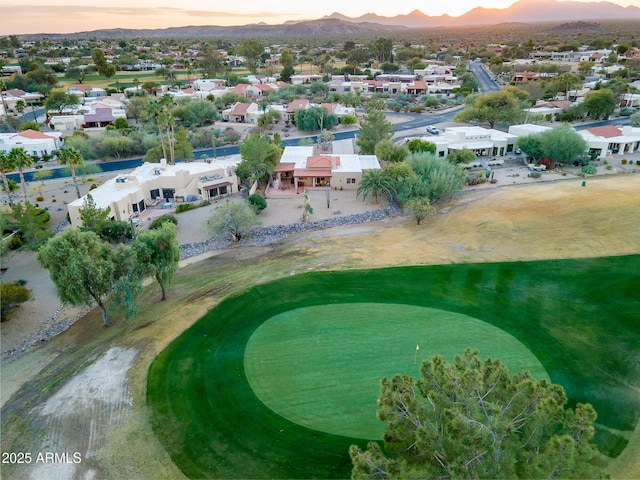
[150,189,160,200]
[220,185,228,195]
[346,178,356,184]
[162,188,175,199]
[132,203,138,213]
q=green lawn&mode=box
[147,255,640,479]
[245,303,549,439]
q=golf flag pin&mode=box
[416,344,419,350]
[414,344,419,364]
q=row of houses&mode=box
[221,100,355,124]
[421,124,640,160]
[67,145,382,227]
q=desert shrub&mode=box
[581,164,597,175]
[2,179,18,192]
[636,160,640,166]
[466,174,487,186]
[149,215,178,230]
[247,194,267,214]
[7,235,23,250]
[529,172,542,179]
[176,203,196,214]
[89,184,97,190]
[1,280,32,320]
[621,158,628,164]
[36,195,44,202]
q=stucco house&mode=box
[222,102,259,123]
[67,158,240,228]
[0,129,64,158]
[271,146,381,194]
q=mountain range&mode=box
[324,0,640,27]
[21,0,640,39]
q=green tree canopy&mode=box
[295,106,337,132]
[404,153,466,202]
[356,100,393,154]
[56,146,85,199]
[454,87,530,128]
[539,125,587,163]
[10,201,53,249]
[132,222,179,301]
[582,88,617,120]
[78,193,111,232]
[239,40,264,74]
[404,197,436,225]
[0,150,16,204]
[7,147,32,201]
[447,148,477,165]
[375,140,409,163]
[357,169,395,205]
[37,228,136,326]
[236,133,282,185]
[517,134,546,162]
[172,99,218,127]
[350,349,601,480]
[174,126,194,161]
[406,139,437,155]
[45,90,80,114]
[208,199,259,242]
[65,65,94,84]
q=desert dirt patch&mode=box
[1,174,639,480]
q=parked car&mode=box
[426,126,440,135]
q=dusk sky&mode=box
[3,0,640,35]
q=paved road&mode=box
[469,62,501,92]
[7,109,463,183]
[7,105,631,183]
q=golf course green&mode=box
[147,255,640,479]
[245,303,549,439]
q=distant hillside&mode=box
[325,0,640,27]
[24,18,405,40]
[19,0,640,40]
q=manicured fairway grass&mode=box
[147,255,640,479]
[245,303,549,439]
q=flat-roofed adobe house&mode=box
[270,146,381,195]
[580,125,640,157]
[67,158,240,228]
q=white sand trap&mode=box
[28,347,137,480]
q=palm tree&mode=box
[0,150,17,204]
[15,99,26,117]
[57,146,85,199]
[356,169,395,205]
[8,147,33,201]
[145,95,176,163]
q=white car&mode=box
[426,126,440,135]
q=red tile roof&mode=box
[230,102,250,115]
[286,99,309,113]
[274,162,296,172]
[294,169,331,177]
[306,155,333,169]
[587,126,623,138]
[13,129,52,140]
